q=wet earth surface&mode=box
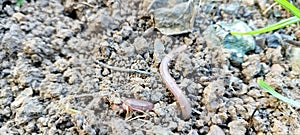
[1,0,300,134]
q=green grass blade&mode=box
[16,0,24,6]
[231,16,300,35]
[231,0,300,35]
[274,0,300,19]
[257,79,300,108]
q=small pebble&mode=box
[228,119,248,135]
[243,0,255,6]
[12,12,26,21]
[266,33,281,48]
[133,37,149,55]
[102,68,110,76]
[290,46,300,74]
[295,30,300,40]
[207,125,225,135]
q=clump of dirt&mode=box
[0,0,300,134]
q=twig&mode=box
[92,57,152,75]
[285,39,300,47]
[159,45,192,120]
[79,2,94,8]
[263,3,277,15]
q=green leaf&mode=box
[257,79,300,108]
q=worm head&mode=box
[111,104,124,114]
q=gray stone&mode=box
[11,88,33,108]
[133,37,149,55]
[153,39,165,64]
[15,97,44,123]
[216,20,256,65]
[266,33,281,48]
[220,1,240,14]
[149,0,196,35]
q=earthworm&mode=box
[122,98,154,111]
[159,45,192,120]
[111,98,154,115]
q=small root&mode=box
[263,3,277,15]
[127,114,149,122]
[92,57,152,75]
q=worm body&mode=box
[159,45,192,120]
[122,98,154,111]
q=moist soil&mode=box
[1,0,300,135]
